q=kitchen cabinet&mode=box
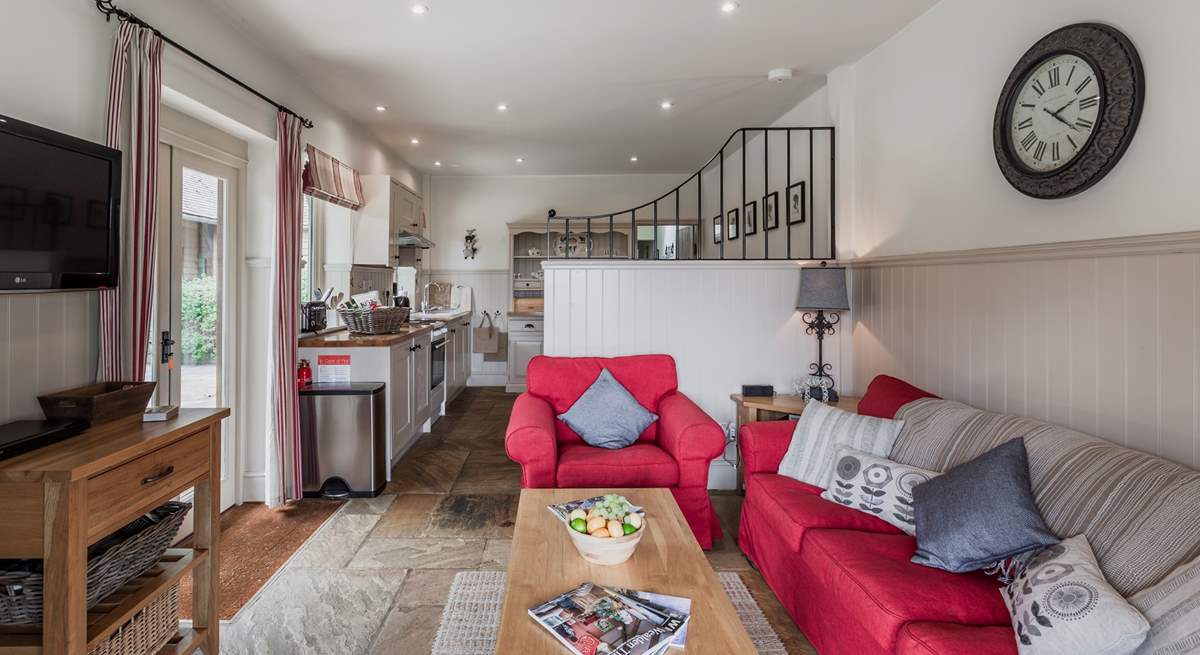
[355,175,422,267]
[389,342,414,459]
[507,318,543,392]
[411,332,432,427]
[446,317,470,403]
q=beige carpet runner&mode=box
[431,570,787,654]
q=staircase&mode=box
[546,127,835,261]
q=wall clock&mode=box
[993,23,1144,199]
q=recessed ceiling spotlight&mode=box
[659,100,673,110]
[434,161,442,166]
[411,4,429,15]
[515,157,525,163]
[410,138,420,145]
[375,105,387,112]
[629,156,639,162]
[721,2,739,13]
[497,103,509,112]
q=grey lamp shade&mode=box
[796,266,850,311]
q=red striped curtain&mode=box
[99,22,164,382]
[270,111,305,507]
[303,144,365,210]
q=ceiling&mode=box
[208,0,936,175]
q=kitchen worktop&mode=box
[409,308,472,322]
[298,323,437,348]
[508,311,544,319]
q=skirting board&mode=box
[242,471,266,503]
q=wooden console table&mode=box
[0,408,228,655]
[729,394,861,493]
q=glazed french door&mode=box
[149,143,238,511]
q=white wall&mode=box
[838,0,1200,258]
[1,0,417,502]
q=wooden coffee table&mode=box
[496,488,757,654]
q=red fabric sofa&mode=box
[504,354,727,548]
[737,376,1018,655]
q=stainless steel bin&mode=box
[299,382,387,498]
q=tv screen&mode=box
[0,114,120,291]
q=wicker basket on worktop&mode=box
[338,306,410,335]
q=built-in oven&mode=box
[430,326,447,391]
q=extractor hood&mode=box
[391,230,435,249]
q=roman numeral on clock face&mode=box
[1048,67,1061,87]
[1075,76,1093,94]
[1078,96,1099,110]
[1034,141,1047,161]
[1031,79,1046,96]
[1021,131,1038,151]
[1076,117,1094,129]
[1016,117,1033,130]
[1052,142,1061,161]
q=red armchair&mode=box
[505,354,727,548]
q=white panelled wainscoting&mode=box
[850,231,1200,470]
[0,291,99,424]
[428,269,512,386]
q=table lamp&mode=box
[796,263,849,401]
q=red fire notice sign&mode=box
[316,355,351,383]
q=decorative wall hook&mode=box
[463,229,478,260]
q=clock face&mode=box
[1008,54,1103,173]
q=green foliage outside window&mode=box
[181,276,218,365]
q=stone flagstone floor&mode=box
[221,387,816,654]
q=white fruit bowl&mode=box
[566,517,648,566]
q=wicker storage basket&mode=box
[0,502,191,625]
[338,306,410,335]
[88,583,179,655]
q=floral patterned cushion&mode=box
[1003,534,1149,655]
[819,446,938,535]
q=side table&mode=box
[729,393,861,493]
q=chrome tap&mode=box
[421,280,448,314]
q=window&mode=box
[300,195,315,303]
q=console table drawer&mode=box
[86,429,210,541]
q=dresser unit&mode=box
[0,409,228,655]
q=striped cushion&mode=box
[778,401,904,489]
[891,398,1200,596]
[1131,555,1200,655]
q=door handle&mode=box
[160,331,175,365]
[141,465,175,486]
[524,323,536,329]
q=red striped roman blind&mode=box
[302,144,365,210]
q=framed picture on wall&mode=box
[726,208,739,240]
[743,200,757,236]
[786,181,806,225]
[712,214,722,243]
[763,191,780,230]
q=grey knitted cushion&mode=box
[557,369,657,449]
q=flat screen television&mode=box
[0,114,121,291]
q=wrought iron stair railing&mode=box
[546,126,834,261]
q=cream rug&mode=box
[431,571,787,655]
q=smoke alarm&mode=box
[768,68,794,84]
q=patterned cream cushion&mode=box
[1130,555,1200,655]
[778,401,905,489]
[819,446,937,535]
[892,398,1200,596]
[1003,534,1149,655]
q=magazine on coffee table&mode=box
[547,495,645,525]
[607,588,692,650]
[528,582,689,655]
